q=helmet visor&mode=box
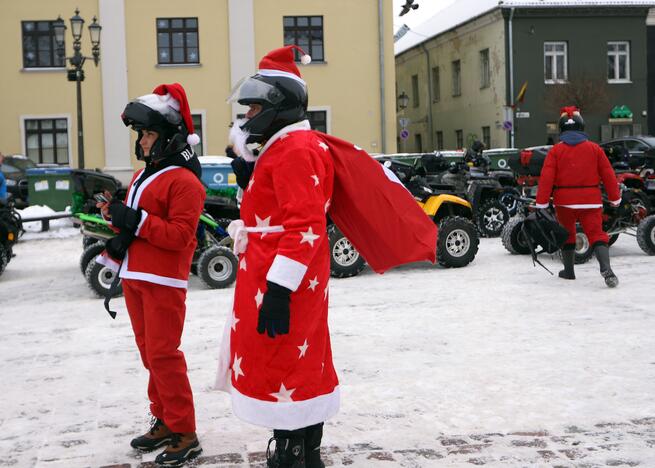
[122,101,168,130]
[227,76,285,106]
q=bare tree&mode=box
[543,76,613,116]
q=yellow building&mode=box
[0,0,396,183]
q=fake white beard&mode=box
[229,119,259,162]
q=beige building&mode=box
[1,0,396,183]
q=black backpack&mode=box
[521,208,569,273]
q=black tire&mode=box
[501,217,530,255]
[197,246,238,289]
[574,225,594,264]
[82,235,101,248]
[0,244,8,277]
[608,234,620,246]
[476,198,510,238]
[328,224,366,278]
[85,259,123,298]
[637,214,655,255]
[437,216,479,268]
[80,242,106,274]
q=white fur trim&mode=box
[609,199,622,206]
[187,133,200,146]
[230,385,340,430]
[119,252,188,288]
[260,120,311,156]
[300,54,312,65]
[257,69,306,86]
[95,254,120,272]
[135,210,148,236]
[558,204,603,209]
[266,255,308,292]
[535,203,550,209]
[135,93,180,119]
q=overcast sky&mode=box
[391,0,456,33]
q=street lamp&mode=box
[53,9,102,169]
[397,91,409,111]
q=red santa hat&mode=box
[135,83,200,146]
[256,45,311,85]
[560,106,581,119]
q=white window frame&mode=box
[607,41,631,83]
[190,109,207,155]
[19,113,72,166]
[544,41,568,84]
[307,105,332,134]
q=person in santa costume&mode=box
[96,83,205,466]
[536,106,621,287]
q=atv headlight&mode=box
[5,179,17,186]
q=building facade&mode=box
[1,0,396,183]
[395,1,654,152]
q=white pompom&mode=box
[187,133,200,146]
[301,54,312,65]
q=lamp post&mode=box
[53,10,101,169]
[397,91,409,151]
[397,91,409,112]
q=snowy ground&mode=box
[1,224,654,467]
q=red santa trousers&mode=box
[122,278,196,433]
[555,206,609,246]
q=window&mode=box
[415,134,423,153]
[608,41,630,82]
[411,74,419,108]
[156,18,199,64]
[25,118,68,164]
[544,41,567,83]
[455,129,463,149]
[284,16,324,62]
[308,110,328,133]
[452,60,461,96]
[436,131,444,150]
[22,21,65,68]
[482,126,491,149]
[432,66,440,102]
[191,114,204,156]
[480,49,490,88]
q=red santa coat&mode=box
[219,121,339,430]
[536,140,621,209]
[99,165,206,287]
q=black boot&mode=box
[267,432,305,468]
[130,417,173,452]
[304,423,325,468]
[594,242,618,288]
[559,244,576,280]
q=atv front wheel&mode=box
[437,216,479,268]
[636,214,655,255]
[476,199,510,238]
[85,259,122,298]
[197,246,238,289]
[329,224,366,278]
[574,225,594,264]
[501,217,530,255]
[0,244,8,277]
[80,242,105,275]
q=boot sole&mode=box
[156,445,202,467]
[131,436,173,452]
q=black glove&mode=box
[257,281,292,338]
[227,147,255,190]
[108,200,142,233]
[105,231,133,260]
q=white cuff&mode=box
[609,199,621,206]
[535,203,549,209]
[135,210,149,236]
[266,255,308,292]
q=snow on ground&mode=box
[16,205,78,241]
[0,228,654,467]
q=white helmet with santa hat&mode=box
[122,82,200,160]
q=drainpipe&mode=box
[421,43,434,150]
[508,7,515,148]
[378,0,387,153]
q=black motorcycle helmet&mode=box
[558,106,585,133]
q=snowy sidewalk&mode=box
[1,233,654,467]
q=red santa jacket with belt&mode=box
[536,134,621,209]
[103,161,206,289]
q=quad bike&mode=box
[70,169,237,297]
[328,158,480,278]
[0,200,23,277]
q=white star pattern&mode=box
[318,141,329,151]
[300,227,320,247]
[255,214,272,237]
[232,354,245,381]
[308,276,319,291]
[311,174,320,186]
[247,176,255,192]
[240,257,247,271]
[231,310,240,332]
[298,339,309,358]
[324,285,329,300]
[324,199,331,213]
[270,383,295,402]
[255,289,264,308]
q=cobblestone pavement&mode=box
[91,417,655,467]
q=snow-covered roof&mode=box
[395,0,655,55]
